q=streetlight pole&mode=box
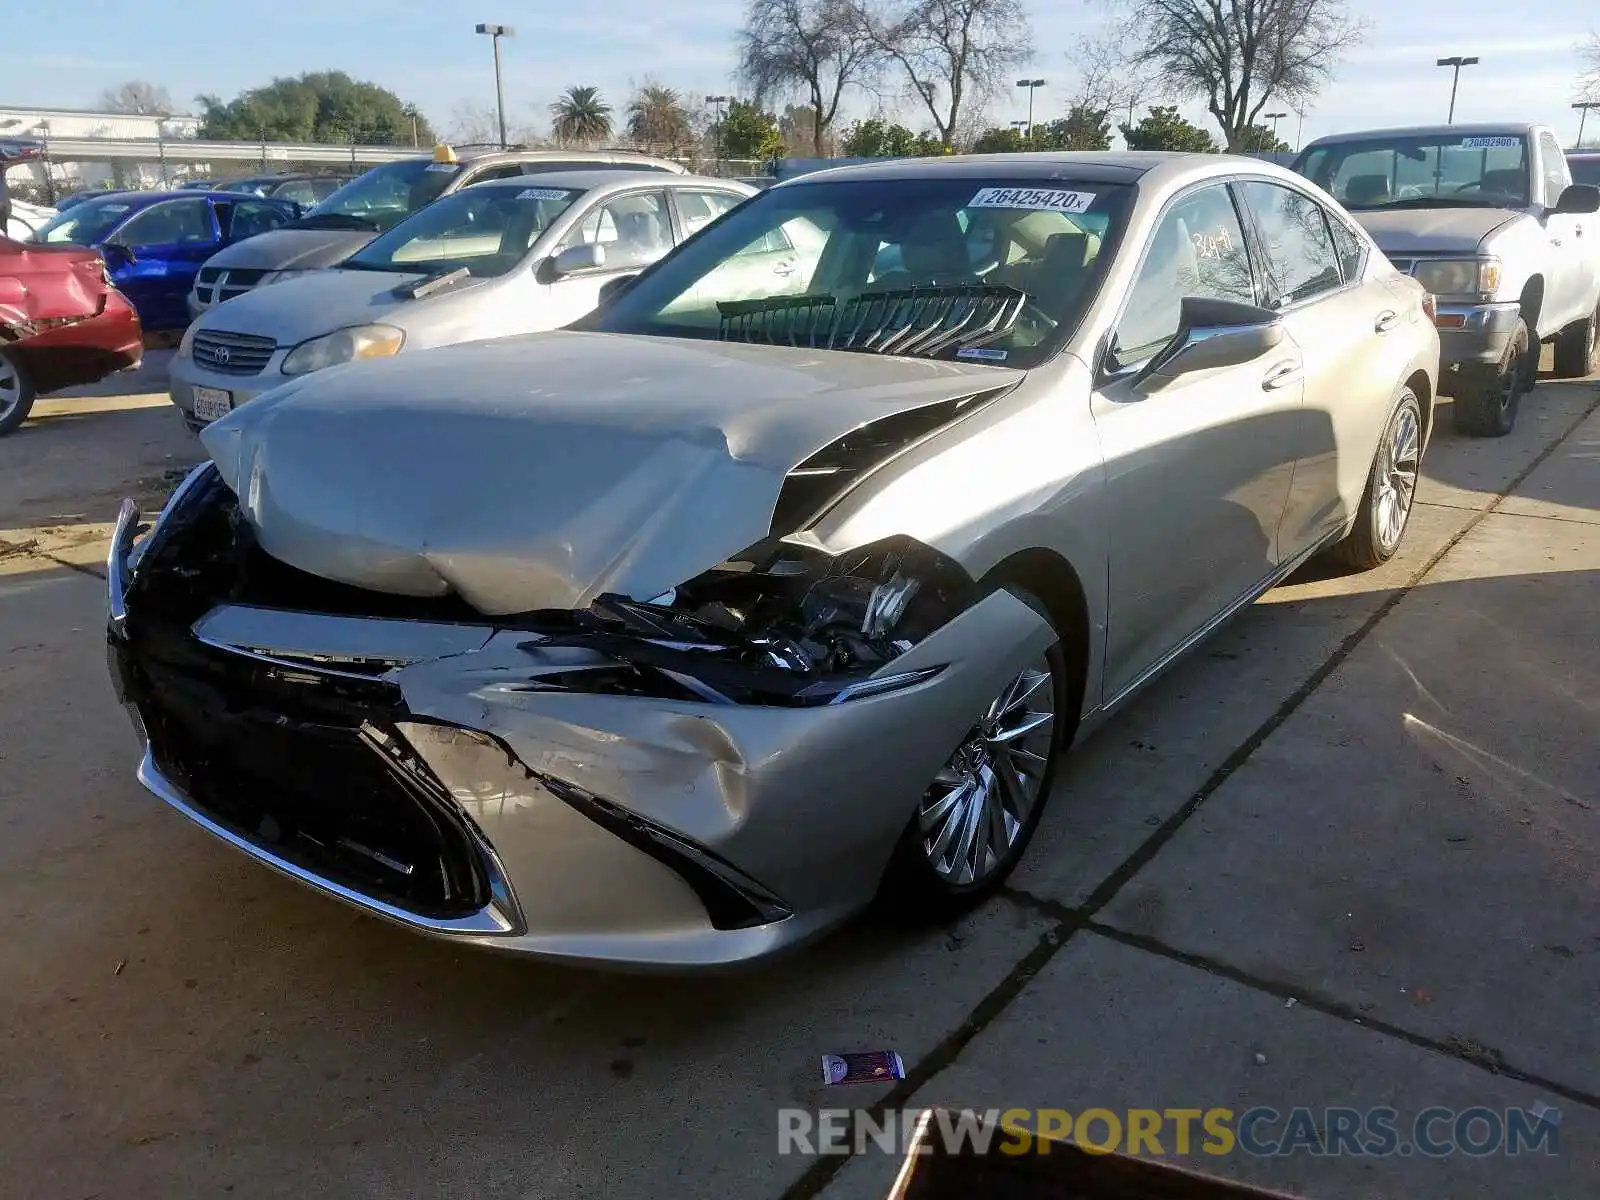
[1435,56,1478,125]
[1574,101,1600,149]
[1264,111,1287,149]
[475,23,516,149]
[1295,108,1306,152]
[1015,78,1045,143]
[705,95,730,172]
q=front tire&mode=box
[1452,318,1528,438]
[0,346,37,437]
[1329,387,1423,571]
[1552,303,1599,378]
[878,590,1069,919]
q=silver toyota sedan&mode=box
[108,153,1438,968]
[167,170,756,431]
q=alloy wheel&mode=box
[1374,399,1421,553]
[919,656,1056,886]
[0,353,22,424]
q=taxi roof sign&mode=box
[432,143,458,164]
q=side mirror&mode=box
[597,273,639,305]
[1555,183,1600,215]
[1131,297,1284,395]
[101,242,137,268]
[552,242,605,276]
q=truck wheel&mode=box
[0,346,37,437]
[1552,303,1599,378]
[1452,318,1528,438]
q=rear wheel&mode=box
[0,346,36,437]
[1552,303,1599,378]
[878,590,1069,918]
[1452,318,1527,438]
[1329,387,1423,571]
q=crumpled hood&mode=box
[199,331,1020,614]
[201,227,377,272]
[193,267,471,346]
[1353,206,1520,255]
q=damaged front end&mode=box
[107,455,1054,965]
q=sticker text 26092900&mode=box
[967,187,1096,214]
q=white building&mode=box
[0,104,204,194]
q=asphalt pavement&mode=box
[0,356,1595,1199]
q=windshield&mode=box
[36,197,134,245]
[587,176,1130,367]
[1296,133,1530,210]
[343,183,582,277]
[298,159,457,232]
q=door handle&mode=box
[1374,309,1399,333]
[1576,226,1585,237]
[772,260,796,277]
[1261,359,1303,391]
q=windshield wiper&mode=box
[292,212,382,231]
[717,285,1027,359]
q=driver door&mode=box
[1539,131,1590,331]
[547,191,673,323]
[108,196,220,331]
[1092,182,1304,702]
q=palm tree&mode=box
[626,84,691,153]
[550,86,613,145]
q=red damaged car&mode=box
[0,235,142,435]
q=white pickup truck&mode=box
[1294,122,1600,435]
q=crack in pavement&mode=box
[778,386,1600,1200]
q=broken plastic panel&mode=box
[717,284,1027,358]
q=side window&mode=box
[1326,215,1367,283]
[1539,132,1570,208]
[466,164,534,184]
[274,181,316,207]
[1111,184,1255,366]
[675,189,743,238]
[1238,182,1342,308]
[115,198,215,247]
[226,199,293,241]
[561,192,670,270]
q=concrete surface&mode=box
[0,356,1596,1200]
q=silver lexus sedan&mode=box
[107,153,1439,969]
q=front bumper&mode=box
[167,352,277,433]
[1434,301,1522,380]
[105,491,1054,968]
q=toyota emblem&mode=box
[213,346,231,366]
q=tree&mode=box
[196,72,433,144]
[778,104,830,155]
[1119,105,1217,152]
[739,0,881,155]
[717,100,784,161]
[1578,31,1600,102]
[99,81,174,116]
[550,86,613,145]
[1034,104,1112,151]
[1116,0,1361,149]
[1234,124,1290,153]
[446,101,539,147]
[626,83,693,153]
[970,126,1026,153]
[851,0,1032,150]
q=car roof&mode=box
[453,147,687,172]
[770,151,1204,188]
[71,190,297,210]
[1300,122,1542,149]
[474,169,750,193]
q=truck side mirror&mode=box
[1555,183,1600,215]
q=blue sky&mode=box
[4,0,1596,148]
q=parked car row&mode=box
[110,147,1445,968]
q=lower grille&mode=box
[118,632,491,920]
[192,329,275,376]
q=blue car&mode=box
[32,191,301,331]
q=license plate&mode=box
[193,387,232,423]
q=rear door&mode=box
[107,196,220,330]
[1092,181,1304,702]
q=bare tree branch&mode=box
[739,0,882,155]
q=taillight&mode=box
[1420,293,1436,321]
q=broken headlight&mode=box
[519,536,973,706]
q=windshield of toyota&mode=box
[342,184,581,276]
[1296,133,1530,210]
[297,159,457,232]
[586,176,1130,367]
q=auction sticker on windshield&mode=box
[1460,136,1519,149]
[516,188,570,201]
[968,187,1095,213]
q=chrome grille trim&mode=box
[191,329,276,376]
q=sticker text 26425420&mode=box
[967,187,1096,214]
